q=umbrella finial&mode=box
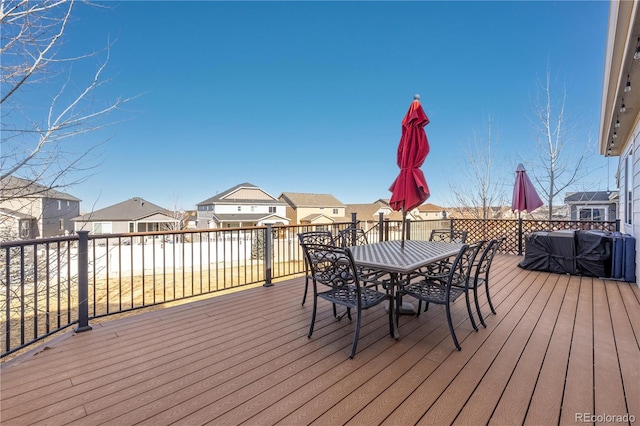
[414,94,420,101]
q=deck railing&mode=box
[0,216,617,358]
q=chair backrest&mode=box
[429,229,468,244]
[336,227,368,248]
[474,237,505,281]
[448,242,483,288]
[300,243,359,290]
[298,231,334,246]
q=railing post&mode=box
[350,213,357,243]
[75,231,92,333]
[384,219,390,241]
[378,213,384,242]
[517,217,523,256]
[263,225,273,287]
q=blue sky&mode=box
[30,1,611,212]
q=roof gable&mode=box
[564,191,616,203]
[1,175,80,202]
[197,183,283,205]
[279,192,345,208]
[417,203,445,212]
[74,197,170,221]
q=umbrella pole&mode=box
[517,211,523,256]
[401,208,406,249]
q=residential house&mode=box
[279,192,347,225]
[346,199,422,223]
[196,183,289,229]
[0,175,80,239]
[0,208,36,240]
[599,1,639,286]
[183,211,198,230]
[73,197,179,234]
[564,191,618,221]
[416,203,448,220]
[447,206,518,220]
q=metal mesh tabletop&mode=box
[349,240,463,274]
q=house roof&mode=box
[73,197,173,222]
[299,213,337,223]
[564,191,617,203]
[197,183,285,206]
[279,192,345,208]
[417,203,445,212]
[0,208,34,220]
[345,201,391,221]
[1,175,80,202]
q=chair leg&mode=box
[485,278,497,315]
[308,298,317,338]
[336,307,352,321]
[473,285,486,328]
[464,291,478,331]
[302,275,309,306]
[349,308,363,359]
[445,303,461,351]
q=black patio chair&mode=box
[335,227,390,291]
[396,242,482,351]
[297,231,335,306]
[429,228,468,244]
[301,243,388,359]
[414,228,471,299]
[471,237,505,327]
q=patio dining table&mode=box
[349,239,464,339]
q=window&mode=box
[237,206,242,212]
[251,206,256,212]
[93,222,112,234]
[59,219,64,230]
[21,221,30,238]
[269,206,276,213]
[333,208,338,215]
[578,207,605,221]
[57,200,61,210]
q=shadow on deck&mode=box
[1,255,639,425]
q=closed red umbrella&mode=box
[512,163,543,256]
[511,163,543,215]
[389,95,430,247]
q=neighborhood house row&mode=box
[0,177,617,240]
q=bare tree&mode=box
[528,68,591,220]
[1,0,132,349]
[1,0,131,197]
[448,115,508,219]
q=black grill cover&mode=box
[575,230,612,278]
[519,230,577,275]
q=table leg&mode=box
[388,272,400,339]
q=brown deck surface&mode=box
[1,255,639,425]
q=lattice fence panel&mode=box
[451,219,617,255]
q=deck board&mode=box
[2,255,639,426]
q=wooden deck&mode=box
[1,255,639,425]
